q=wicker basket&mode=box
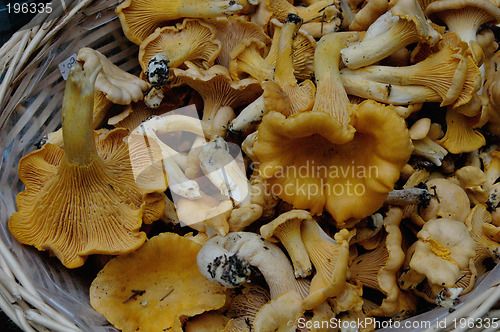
[0,1,498,331]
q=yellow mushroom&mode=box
[350,208,417,317]
[139,19,222,87]
[409,218,476,287]
[409,118,448,166]
[465,204,500,269]
[252,290,304,332]
[185,311,230,332]
[173,62,262,138]
[253,100,413,223]
[260,209,314,278]
[341,33,481,107]
[437,109,486,154]
[90,232,227,332]
[116,0,246,45]
[301,220,352,310]
[211,16,271,68]
[9,64,164,269]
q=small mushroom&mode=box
[197,232,310,299]
[409,118,449,166]
[437,109,486,154]
[224,284,270,332]
[301,220,352,310]
[465,204,500,268]
[139,19,222,87]
[173,63,262,138]
[260,210,314,278]
[90,232,227,332]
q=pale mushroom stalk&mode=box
[199,136,250,204]
[312,32,359,140]
[386,187,431,206]
[340,0,441,69]
[198,232,309,299]
[413,137,449,166]
[340,50,470,107]
[228,95,265,133]
[340,74,442,105]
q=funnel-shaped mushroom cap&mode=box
[90,232,227,332]
[139,19,221,85]
[410,218,476,287]
[254,100,413,223]
[116,0,245,45]
[437,109,485,154]
[223,284,270,332]
[260,210,313,278]
[9,64,163,268]
[301,221,352,310]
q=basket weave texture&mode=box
[0,1,498,331]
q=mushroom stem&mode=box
[274,14,302,84]
[229,95,265,134]
[312,32,359,135]
[198,232,309,299]
[386,187,431,206]
[62,63,101,165]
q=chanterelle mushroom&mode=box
[253,100,413,224]
[90,232,227,332]
[116,0,246,45]
[409,218,476,287]
[139,19,222,87]
[197,232,309,299]
[9,64,164,268]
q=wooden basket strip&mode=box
[452,285,500,332]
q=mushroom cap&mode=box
[420,178,471,222]
[260,209,313,241]
[465,204,500,265]
[391,0,442,45]
[138,19,221,72]
[90,232,227,332]
[77,47,149,105]
[184,311,230,332]
[9,127,168,268]
[254,100,413,223]
[410,218,476,287]
[426,0,500,26]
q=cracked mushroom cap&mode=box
[9,64,164,269]
[139,19,221,86]
[90,232,227,332]
[260,209,314,278]
[254,100,413,223]
[410,218,476,287]
[301,220,352,310]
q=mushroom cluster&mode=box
[8,0,500,330]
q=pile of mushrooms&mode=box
[8,0,500,330]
